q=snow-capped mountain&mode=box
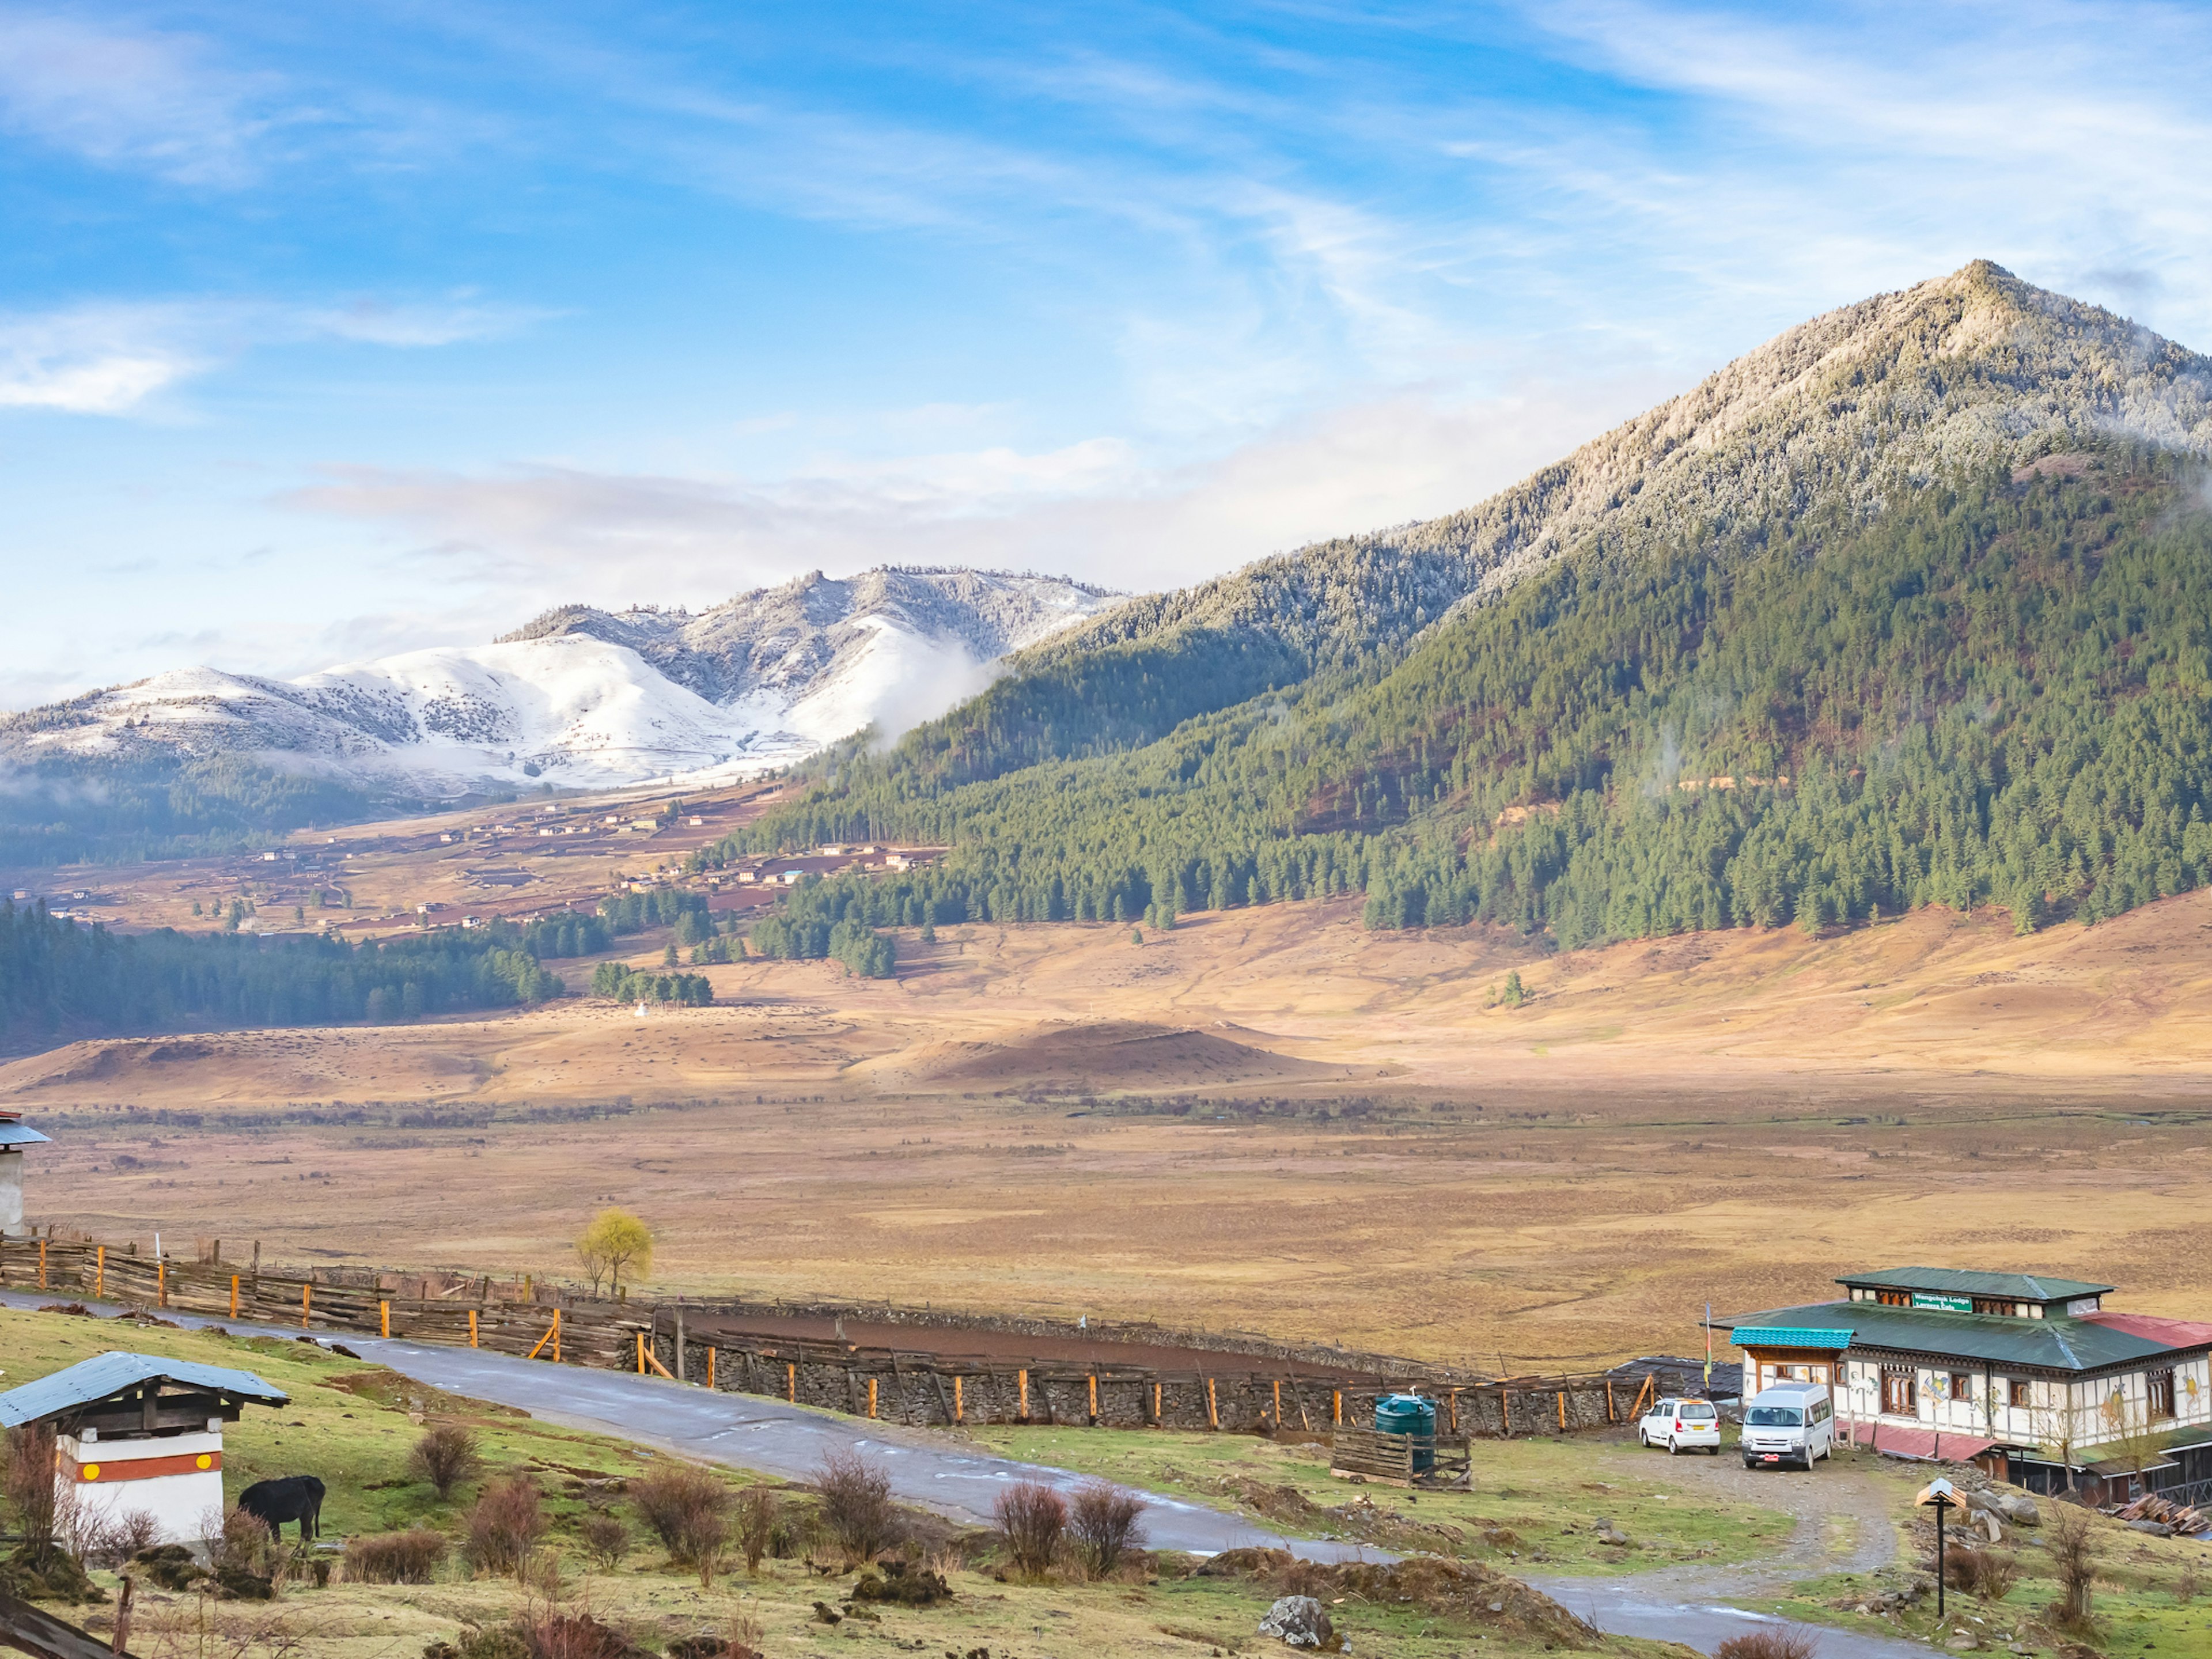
[4,569,1119,796]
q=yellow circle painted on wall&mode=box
[81,1464,99,1480]
[196,1455,213,1470]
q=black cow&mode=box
[237,1475,326,1541]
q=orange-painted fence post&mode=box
[868,1377,878,1419]
[95,1245,104,1299]
[528,1310,561,1362]
[156,1260,166,1308]
[37,1239,46,1290]
[706,1347,715,1390]
[301,1282,312,1328]
[1018,1369,1029,1421]
[954,1374,964,1423]
[230,1275,240,1319]
[636,1334,646,1374]
[1557,1390,1568,1432]
[1332,1389,1342,1427]
[381,1301,391,1339]
[1273,1379,1283,1427]
[786,1362,796,1403]
[1205,1376,1219,1431]
[468,1309,479,1348]
[1089,1374,1099,1425]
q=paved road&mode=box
[0,1290,1374,1560]
[3,1291,1940,1655]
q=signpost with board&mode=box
[1917,1478,1961,1618]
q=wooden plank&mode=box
[0,1590,141,1659]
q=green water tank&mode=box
[1373,1392,1437,1470]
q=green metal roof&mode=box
[1732,1327,1854,1350]
[1835,1267,2112,1303]
[1718,1301,2208,1373]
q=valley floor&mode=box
[6,896,2211,1366]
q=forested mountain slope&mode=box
[718,448,2212,945]
[858,260,2212,790]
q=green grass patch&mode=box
[966,1424,1794,1574]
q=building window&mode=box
[2008,1377,2033,1410]
[2149,1370,2176,1422]
[1883,1370,1918,1415]
[1971,1298,2014,1316]
[1875,1290,1911,1306]
[1949,1372,1974,1402]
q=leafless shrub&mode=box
[2176,1562,2199,1606]
[409,1425,484,1501]
[1943,1547,2018,1601]
[734,1488,779,1574]
[5,1425,62,1565]
[516,1609,641,1659]
[344,1528,449,1584]
[465,1475,547,1580]
[2045,1500,2099,1635]
[578,1512,628,1571]
[1070,1481,1145,1576]
[813,1450,900,1564]
[631,1464,732,1588]
[210,1506,276,1579]
[994,1482,1067,1579]
[75,1506,162,1569]
[1714,1631,1818,1659]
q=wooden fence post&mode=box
[1501,1388,1511,1435]
[468,1309,478,1349]
[1273,1379,1282,1427]
[868,1377,878,1419]
[37,1239,46,1290]
[1332,1389,1342,1427]
[1152,1381,1161,1425]
[786,1362,796,1403]
[1557,1390,1567,1432]
[954,1374,964,1423]
[707,1347,715,1390]
[1018,1369,1029,1422]
[1205,1376,1219,1430]
[301,1283,312,1327]
[95,1245,104,1300]
[230,1276,239,1319]
[381,1301,391,1339]
[551,1307,560,1364]
[1089,1374,1099,1425]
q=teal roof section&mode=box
[1733,1326,1854,1350]
[0,1352,287,1428]
[1836,1267,2112,1302]
[1718,1301,2206,1373]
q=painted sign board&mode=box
[1912,1293,1974,1313]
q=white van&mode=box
[1740,1381,1835,1469]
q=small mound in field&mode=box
[864,1020,1330,1090]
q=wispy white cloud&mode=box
[0,6,279,185]
[276,373,1664,612]
[0,296,546,416]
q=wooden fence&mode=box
[0,1235,1635,1441]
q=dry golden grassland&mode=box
[8,883,2212,1369]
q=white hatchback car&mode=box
[1637,1396,1722,1455]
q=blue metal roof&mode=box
[0,1352,288,1427]
[0,1123,51,1147]
[1733,1326,1855,1350]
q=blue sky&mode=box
[5,1,2211,706]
